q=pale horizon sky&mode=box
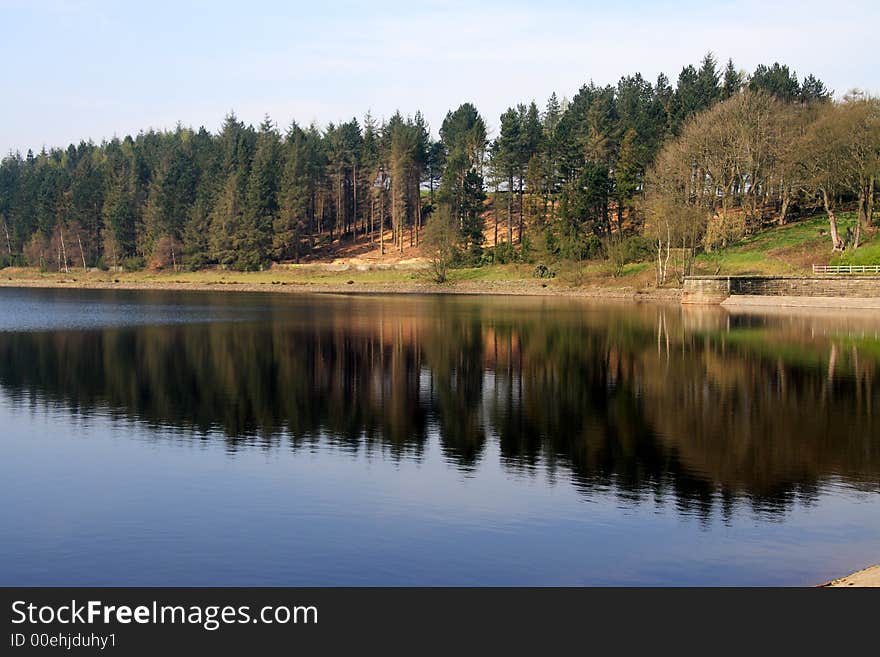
[1,0,877,154]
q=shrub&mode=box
[122,256,146,272]
[423,206,458,283]
[704,212,746,251]
[533,264,557,279]
[606,234,654,276]
[493,242,520,264]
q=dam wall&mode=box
[682,276,880,307]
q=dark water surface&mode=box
[1,287,878,586]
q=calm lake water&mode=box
[1,287,878,586]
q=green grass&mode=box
[692,213,865,276]
[737,215,852,250]
[832,232,880,265]
[579,261,651,278]
[447,264,533,282]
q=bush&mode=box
[622,234,654,261]
[557,228,603,262]
[457,244,484,268]
[423,206,458,283]
[493,242,521,264]
[0,253,27,269]
[183,251,210,271]
[122,256,146,272]
[605,234,654,274]
[150,236,184,271]
[519,234,535,263]
[704,212,746,251]
[533,264,557,279]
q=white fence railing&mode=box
[813,264,880,275]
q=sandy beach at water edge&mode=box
[821,565,880,587]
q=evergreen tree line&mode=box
[0,55,833,272]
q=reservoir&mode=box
[1,287,878,585]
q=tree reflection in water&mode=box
[0,293,878,520]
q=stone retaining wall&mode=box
[681,277,731,304]
[683,276,880,304]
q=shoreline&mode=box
[821,565,880,587]
[4,272,880,309]
[0,275,683,302]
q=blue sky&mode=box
[1,0,877,153]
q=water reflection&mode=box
[0,291,878,520]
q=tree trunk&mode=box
[657,239,663,286]
[779,187,791,226]
[370,195,375,244]
[518,176,524,245]
[507,175,513,245]
[857,181,868,229]
[663,226,671,284]
[866,175,875,228]
[308,195,315,252]
[494,185,499,246]
[1,214,11,259]
[77,234,87,270]
[822,189,844,251]
[379,190,385,256]
[353,164,358,239]
[59,228,69,273]
[415,184,421,247]
[542,189,548,226]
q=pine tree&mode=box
[275,123,310,262]
[799,74,831,104]
[235,116,280,270]
[749,63,801,102]
[722,58,743,99]
[614,128,641,231]
[492,108,520,244]
[209,113,252,267]
[459,169,486,261]
[695,52,721,107]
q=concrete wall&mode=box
[683,276,880,304]
[681,277,731,304]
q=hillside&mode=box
[291,193,524,267]
[691,213,877,277]
[290,206,877,282]
[4,209,876,298]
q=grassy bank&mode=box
[1,213,876,297]
[0,262,677,300]
[692,213,876,276]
